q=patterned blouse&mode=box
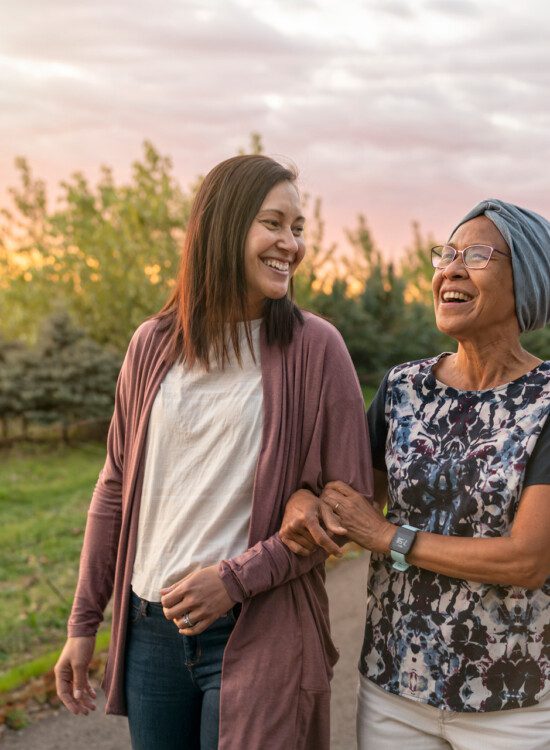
[360,354,550,712]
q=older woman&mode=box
[280,200,550,749]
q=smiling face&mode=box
[432,216,517,342]
[243,180,305,319]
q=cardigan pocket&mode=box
[295,687,331,750]
[294,574,339,692]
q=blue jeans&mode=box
[125,591,236,750]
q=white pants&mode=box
[357,673,550,750]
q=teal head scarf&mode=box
[450,199,550,332]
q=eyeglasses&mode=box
[430,244,509,270]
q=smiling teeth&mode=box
[443,291,472,302]
[263,259,289,271]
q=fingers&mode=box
[178,621,208,635]
[280,527,317,552]
[306,520,342,557]
[281,514,341,557]
[163,601,187,621]
[56,668,95,715]
[283,538,317,556]
[161,585,191,619]
[54,637,97,716]
[160,584,186,610]
[279,512,321,554]
[57,676,84,715]
[72,663,96,713]
[324,480,354,496]
[163,592,204,622]
[175,611,212,636]
[280,531,320,556]
[319,503,347,537]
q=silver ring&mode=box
[182,612,194,628]
[334,503,340,512]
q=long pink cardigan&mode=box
[68,311,373,750]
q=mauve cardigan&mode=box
[68,311,373,750]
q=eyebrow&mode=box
[258,208,306,222]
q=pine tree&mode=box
[0,337,26,440]
[24,311,121,443]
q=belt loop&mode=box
[138,597,148,617]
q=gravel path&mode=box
[1,554,369,749]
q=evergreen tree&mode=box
[23,311,121,443]
[0,337,26,440]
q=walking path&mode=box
[1,554,369,749]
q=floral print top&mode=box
[360,354,550,712]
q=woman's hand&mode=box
[160,565,235,635]
[279,489,345,557]
[321,480,395,554]
[54,636,97,715]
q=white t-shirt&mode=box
[131,320,263,602]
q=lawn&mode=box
[0,442,107,677]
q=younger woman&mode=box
[55,154,372,750]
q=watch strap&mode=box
[390,524,419,571]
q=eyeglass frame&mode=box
[430,244,510,270]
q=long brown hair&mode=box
[158,154,304,368]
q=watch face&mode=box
[390,527,416,556]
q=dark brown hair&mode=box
[158,154,304,368]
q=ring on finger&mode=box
[182,612,194,629]
[334,502,340,512]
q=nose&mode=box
[442,255,469,280]
[276,226,299,255]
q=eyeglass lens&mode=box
[432,245,492,269]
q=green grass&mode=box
[0,442,108,680]
[0,631,111,696]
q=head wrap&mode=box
[449,199,550,332]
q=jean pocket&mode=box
[129,596,148,623]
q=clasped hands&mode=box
[161,564,235,636]
[279,481,394,557]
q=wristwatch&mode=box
[389,525,419,572]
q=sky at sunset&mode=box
[1,0,549,258]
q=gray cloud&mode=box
[375,1,416,19]
[424,0,480,16]
[1,0,549,256]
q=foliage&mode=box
[298,215,451,385]
[2,138,549,407]
[399,220,437,305]
[0,338,26,439]
[0,312,120,443]
[521,326,550,360]
[4,707,29,730]
[0,142,191,350]
[26,312,121,441]
[293,195,338,307]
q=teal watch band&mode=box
[390,525,419,571]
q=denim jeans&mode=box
[125,590,235,750]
